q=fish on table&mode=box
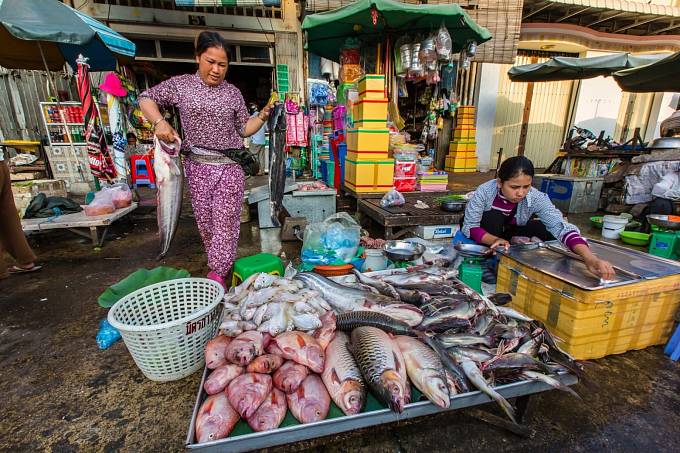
[286,375,331,424]
[322,332,366,416]
[395,336,450,408]
[349,326,410,413]
[195,393,239,443]
[247,388,288,432]
[272,360,309,394]
[205,335,231,369]
[153,137,183,259]
[226,372,272,419]
[225,331,268,366]
[267,331,325,373]
[204,364,244,395]
[246,354,284,374]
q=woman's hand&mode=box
[584,256,615,280]
[489,238,510,251]
[154,119,179,144]
[258,103,273,121]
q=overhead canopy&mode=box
[302,0,492,63]
[613,51,680,93]
[508,53,668,83]
[0,0,135,71]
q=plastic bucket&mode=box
[602,215,628,239]
[108,278,224,382]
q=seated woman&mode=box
[462,156,615,280]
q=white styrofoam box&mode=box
[254,187,337,229]
[415,224,460,240]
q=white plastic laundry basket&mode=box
[602,215,628,239]
[108,278,224,382]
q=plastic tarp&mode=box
[625,161,680,205]
[0,0,135,71]
[613,51,680,93]
[508,53,668,83]
[98,267,191,308]
[301,0,491,62]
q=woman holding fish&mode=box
[139,31,273,288]
[462,156,615,280]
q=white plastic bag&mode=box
[83,188,116,216]
[110,183,133,208]
[301,212,361,265]
[435,24,452,60]
[380,187,406,208]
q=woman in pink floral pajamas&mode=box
[140,31,272,289]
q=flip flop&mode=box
[8,264,42,274]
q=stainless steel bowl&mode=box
[649,137,680,149]
[647,214,680,231]
[383,240,426,262]
[454,243,492,257]
[439,200,466,212]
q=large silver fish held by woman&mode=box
[154,138,183,259]
[267,102,287,227]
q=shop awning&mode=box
[301,0,492,63]
[613,51,680,93]
[175,1,282,6]
[507,52,668,82]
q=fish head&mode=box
[197,414,226,443]
[421,371,450,408]
[305,346,325,373]
[300,401,326,424]
[339,380,365,415]
[233,345,257,366]
[379,370,407,413]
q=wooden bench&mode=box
[22,203,138,247]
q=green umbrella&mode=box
[613,51,680,93]
[507,53,667,83]
[301,0,491,62]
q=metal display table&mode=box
[357,193,463,239]
[186,366,577,452]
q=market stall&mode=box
[302,0,492,199]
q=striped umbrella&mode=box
[76,56,95,129]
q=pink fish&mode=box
[312,311,337,350]
[246,354,284,374]
[225,331,266,366]
[204,364,244,395]
[205,335,231,369]
[273,360,309,394]
[268,331,325,373]
[286,375,331,424]
[195,393,239,443]
[227,372,272,419]
[246,389,287,432]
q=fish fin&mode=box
[331,369,341,386]
[393,351,403,373]
[295,334,307,348]
[296,384,306,399]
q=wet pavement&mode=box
[1,186,680,452]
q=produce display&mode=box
[195,267,581,444]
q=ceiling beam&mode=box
[586,11,626,28]
[612,16,663,34]
[650,21,680,35]
[556,7,591,23]
[523,2,553,21]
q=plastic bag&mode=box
[301,213,361,265]
[96,318,121,350]
[380,187,406,208]
[110,184,132,208]
[435,24,452,60]
[83,188,116,216]
[394,177,416,192]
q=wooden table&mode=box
[358,194,464,239]
[22,203,138,247]
[343,186,450,200]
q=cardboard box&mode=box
[345,158,394,193]
[346,128,390,152]
[352,98,388,121]
[358,74,386,93]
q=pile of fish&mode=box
[196,267,582,443]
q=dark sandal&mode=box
[8,264,43,274]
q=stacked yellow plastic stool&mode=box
[445,106,477,173]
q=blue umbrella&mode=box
[0,0,135,71]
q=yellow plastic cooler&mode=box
[449,141,476,153]
[496,242,680,360]
[345,158,394,193]
[346,128,390,152]
[453,128,476,140]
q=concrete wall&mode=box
[475,63,501,172]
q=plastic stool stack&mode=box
[130,155,156,188]
[231,253,285,287]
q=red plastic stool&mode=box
[130,155,156,188]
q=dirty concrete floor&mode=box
[2,177,680,452]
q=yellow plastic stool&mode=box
[231,253,285,287]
